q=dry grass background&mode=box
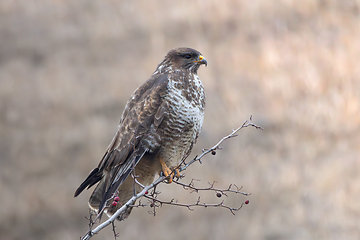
[1,0,359,239]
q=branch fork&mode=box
[80,116,262,240]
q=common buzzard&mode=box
[74,47,207,220]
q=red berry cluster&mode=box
[112,196,120,206]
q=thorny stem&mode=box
[80,116,261,240]
[81,177,166,240]
[180,115,262,171]
[144,195,244,215]
[173,179,251,196]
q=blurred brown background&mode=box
[1,0,359,239]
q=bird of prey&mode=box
[74,47,207,220]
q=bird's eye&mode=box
[183,54,192,59]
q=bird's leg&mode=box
[159,158,174,183]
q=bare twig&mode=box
[81,177,166,240]
[180,115,262,171]
[144,195,245,215]
[173,179,251,196]
[111,222,119,239]
[80,116,261,240]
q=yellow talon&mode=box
[159,159,180,183]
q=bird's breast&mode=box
[157,73,205,165]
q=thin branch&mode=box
[144,195,244,215]
[111,222,119,239]
[80,177,166,240]
[173,179,251,196]
[180,115,262,171]
[80,116,261,240]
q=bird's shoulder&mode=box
[120,73,169,122]
[98,73,171,170]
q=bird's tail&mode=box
[89,153,158,221]
[88,175,108,211]
[74,167,102,197]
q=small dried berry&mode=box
[216,192,222,198]
[150,203,154,207]
[145,191,148,194]
[211,150,216,155]
[245,200,249,204]
[114,196,120,202]
[112,201,118,207]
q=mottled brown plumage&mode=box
[74,47,207,220]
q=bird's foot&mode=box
[159,159,180,183]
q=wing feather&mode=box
[74,74,169,208]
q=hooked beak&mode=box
[194,55,207,67]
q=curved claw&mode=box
[159,159,180,183]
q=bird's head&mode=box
[168,47,207,73]
[154,47,207,75]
